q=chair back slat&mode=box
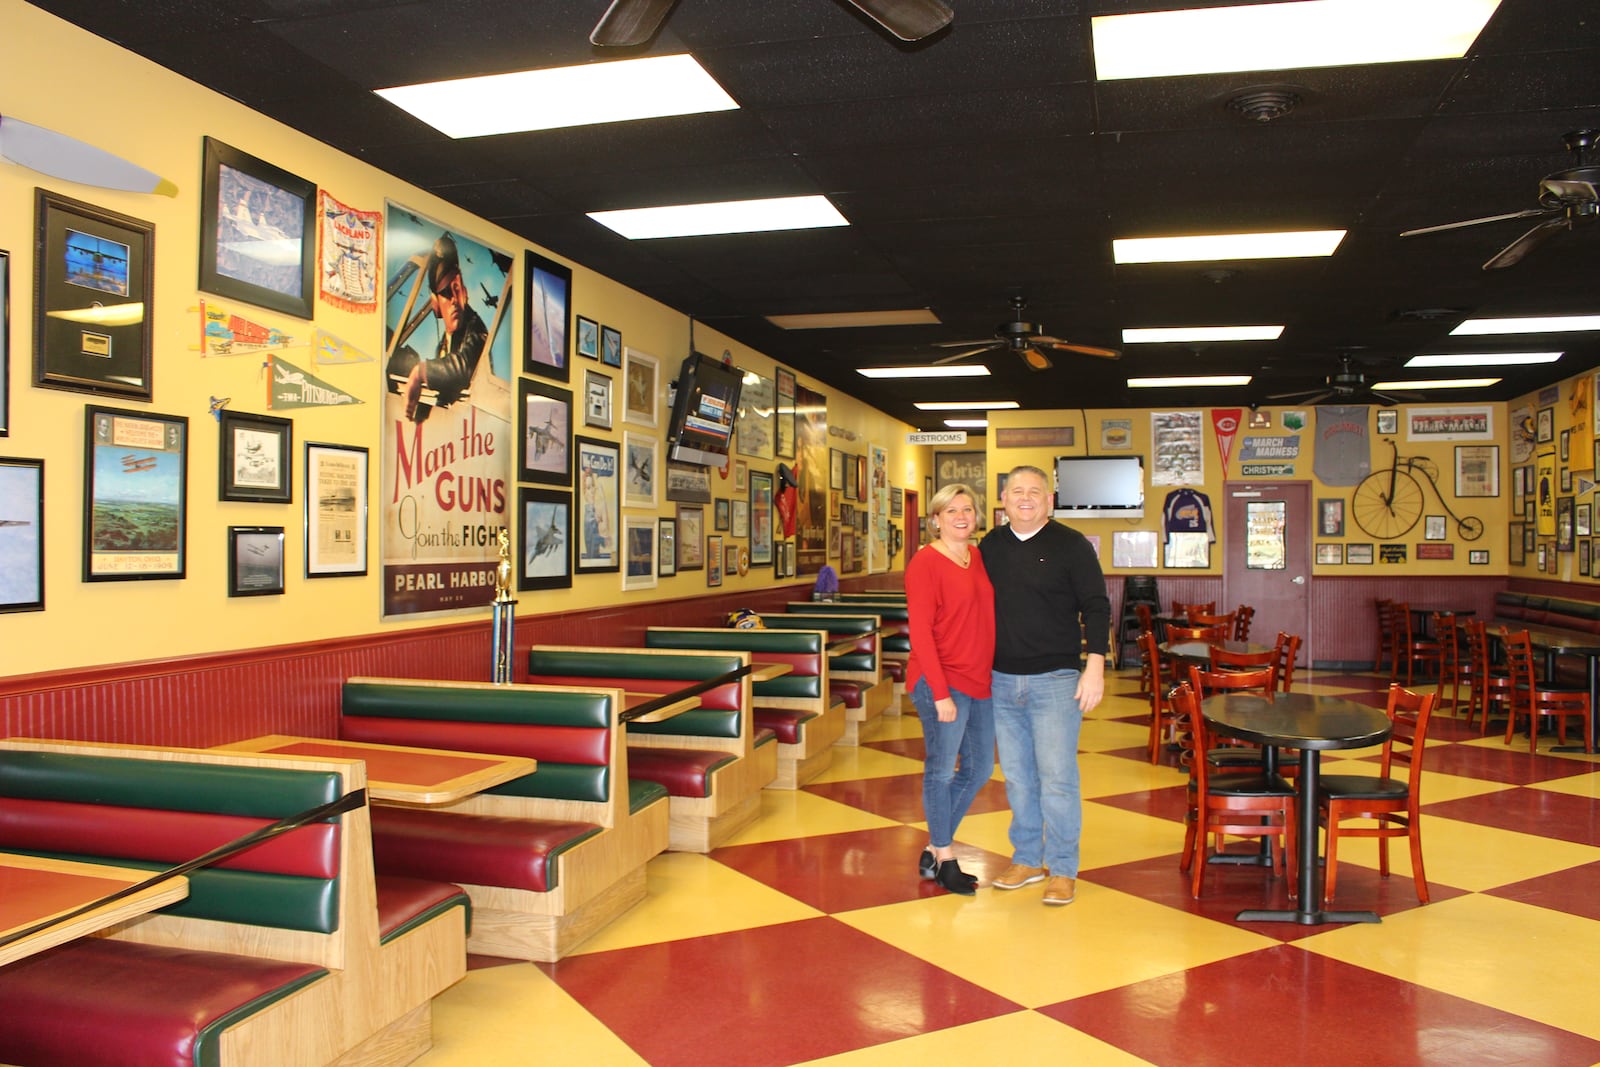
[1186,662,1276,699]
[1167,624,1229,644]
[1273,632,1302,692]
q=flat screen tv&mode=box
[1053,454,1145,519]
[666,353,744,467]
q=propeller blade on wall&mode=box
[0,114,177,196]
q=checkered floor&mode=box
[415,669,1600,1067]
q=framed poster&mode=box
[575,436,620,573]
[714,498,730,531]
[199,138,315,318]
[775,367,796,459]
[583,368,612,429]
[664,459,712,503]
[1557,495,1575,551]
[0,457,43,612]
[734,459,748,493]
[749,468,774,566]
[518,486,571,591]
[933,450,987,524]
[1509,523,1526,566]
[1537,406,1554,443]
[84,405,187,581]
[622,514,656,590]
[600,324,622,367]
[33,190,154,399]
[1376,409,1398,435]
[1345,543,1374,564]
[706,534,724,587]
[522,249,571,381]
[623,347,659,427]
[1560,429,1571,462]
[304,441,367,578]
[576,315,599,360]
[219,410,293,503]
[1317,498,1344,537]
[735,370,775,460]
[675,505,704,570]
[228,526,285,596]
[830,448,845,490]
[518,378,572,485]
[1581,539,1591,577]
[732,498,750,539]
[1315,543,1343,565]
[843,452,858,499]
[658,517,677,577]
[622,431,658,509]
[1451,444,1499,498]
[1579,502,1593,538]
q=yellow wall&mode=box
[0,0,923,675]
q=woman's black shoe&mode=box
[919,849,937,880]
[936,859,976,895]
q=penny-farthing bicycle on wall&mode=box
[1351,438,1485,541]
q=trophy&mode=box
[490,529,516,683]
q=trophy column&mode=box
[491,530,516,684]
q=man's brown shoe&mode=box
[992,864,1047,889]
[1042,876,1077,905]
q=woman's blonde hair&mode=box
[927,483,977,529]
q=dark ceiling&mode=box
[32,0,1600,429]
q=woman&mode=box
[905,483,996,894]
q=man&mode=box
[386,234,488,421]
[981,464,1111,906]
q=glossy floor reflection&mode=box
[415,669,1600,1067]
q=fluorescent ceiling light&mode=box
[1406,352,1562,368]
[766,309,939,329]
[945,419,989,428]
[1091,0,1501,81]
[857,365,990,379]
[1128,375,1253,388]
[1451,315,1600,336]
[1113,230,1346,264]
[1122,326,1284,344]
[1373,377,1501,390]
[588,195,847,239]
[376,54,738,138]
[914,401,1021,411]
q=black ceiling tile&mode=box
[1438,52,1600,116]
[488,111,784,178]
[531,155,818,210]
[428,179,561,219]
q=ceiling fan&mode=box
[1400,129,1599,270]
[591,0,953,46]
[1265,355,1419,408]
[932,296,1121,372]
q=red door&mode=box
[1223,481,1313,661]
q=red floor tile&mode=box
[540,917,1021,1067]
[1419,743,1584,784]
[1485,861,1600,922]
[1422,786,1600,846]
[860,735,924,760]
[1092,785,1190,824]
[805,772,1010,824]
[1041,944,1600,1066]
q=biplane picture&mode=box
[517,379,571,487]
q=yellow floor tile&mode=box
[1081,802,1188,868]
[725,787,902,845]
[1080,750,1188,800]
[1323,813,1600,892]
[1314,758,1513,804]
[861,714,925,741]
[425,962,647,1066]
[811,744,925,783]
[1534,770,1600,799]
[1079,717,1152,753]
[795,1009,1156,1066]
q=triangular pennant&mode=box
[311,328,375,366]
[268,354,361,410]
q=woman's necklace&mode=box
[939,540,970,568]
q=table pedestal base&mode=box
[1235,907,1380,925]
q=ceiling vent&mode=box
[1226,87,1300,123]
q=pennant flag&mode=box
[317,191,381,313]
[1210,408,1241,474]
[268,354,361,410]
[189,298,299,356]
[312,328,375,366]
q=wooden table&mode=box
[0,852,190,967]
[217,735,537,805]
[1202,691,1392,926]
[621,691,702,723]
[1500,628,1600,754]
[1160,639,1273,669]
[1409,606,1474,636]
[750,661,794,682]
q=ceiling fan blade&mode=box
[930,344,995,365]
[1297,390,1335,406]
[1265,387,1323,402]
[843,0,953,41]
[1483,216,1570,270]
[934,338,997,348]
[1021,346,1053,372]
[590,0,677,46]
[1399,208,1548,238]
[1041,341,1121,360]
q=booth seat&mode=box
[0,738,466,1067]
[767,612,895,737]
[340,678,669,962]
[1492,592,1600,684]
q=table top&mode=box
[749,661,794,682]
[0,852,189,967]
[621,692,701,723]
[1512,629,1600,655]
[1408,606,1476,617]
[1160,639,1273,665]
[1202,692,1391,752]
[217,735,537,805]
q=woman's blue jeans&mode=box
[911,677,995,848]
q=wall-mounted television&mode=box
[665,353,744,467]
[1053,454,1145,519]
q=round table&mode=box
[1202,691,1392,926]
[1160,639,1273,668]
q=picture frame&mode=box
[0,249,9,435]
[1469,549,1490,565]
[735,371,775,460]
[622,514,657,591]
[843,452,858,499]
[1582,538,1592,577]
[1424,514,1447,541]
[574,435,620,573]
[522,249,571,381]
[1557,495,1575,551]
[1345,542,1374,565]
[1525,524,1536,552]
[732,498,750,539]
[303,441,368,578]
[33,191,154,400]
[1316,543,1343,565]
[1510,523,1526,566]
[219,409,293,503]
[734,460,748,493]
[706,534,724,587]
[829,522,842,558]
[856,455,868,502]
[1317,498,1345,537]
[675,505,704,570]
[84,405,187,581]
[1560,428,1571,462]
[1562,467,1573,493]
[725,542,743,578]
[0,457,44,612]
[576,315,599,360]
[199,137,315,319]
[622,347,659,428]
[830,447,845,490]
[1376,409,1398,435]
[775,367,797,459]
[1453,445,1499,498]
[600,324,622,368]
[622,430,658,509]
[517,378,572,485]
[228,526,285,596]
[518,486,572,591]
[1536,406,1554,443]
[714,498,730,531]
[749,468,774,566]
[658,517,677,577]
[583,368,613,430]
[1579,502,1592,538]
[664,459,712,503]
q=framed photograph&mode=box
[33,191,154,399]
[749,468,774,566]
[1376,409,1398,435]
[829,522,842,558]
[1537,406,1555,443]
[1317,498,1345,537]
[0,249,9,434]
[1557,495,1575,551]
[725,542,742,577]
[523,250,571,381]
[1510,523,1526,566]
[840,528,856,572]
[1526,524,1536,552]
[664,459,712,503]
[600,324,622,368]
[518,378,572,485]
[622,514,657,591]
[1345,542,1374,565]
[304,441,367,578]
[1316,543,1343,565]
[675,505,704,570]
[1453,445,1499,498]
[732,498,750,539]
[830,448,845,490]
[1424,514,1447,540]
[1469,549,1490,565]
[576,315,599,360]
[622,431,658,509]
[1560,428,1571,462]
[734,460,748,493]
[622,347,659,428]
[518,486,572,591]
[735,371,775,460]
[706,534,724,587]
[844,452,858,499]
[0,457,44,612]
[658,517,677,577]
[575,435,620,573]
[890,487,903,518]
[84,406,187,581]
[1562,467,1574,493]
[219,409,292,503]
[199,138,314,318]
[228,526,285,596]
[714,498,730,531]
[583,368,613,430]
[775,367,796,459]
[1538,543,1549,570]
[1581,540,1592,576]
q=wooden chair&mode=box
[1181,601,1218,619]
[1134,604,1156,695]
[1138,629,1179,764]
[1462,619,1514,735]
[1167,624,1230,644]
[1232,605,1255,642]
[1188,609,1236,631]
[1374,598,1396,674]
[1210,642,1278,678]
[1390,602,1441,686]
[1501,629,1594,754]
[1273,631,1302,693]
[1187,662,1296,775]
[1433,612,1468,711]
[1171,682,1295,897]
[1317,684,1438,906]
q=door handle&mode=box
[1291,575,1305,585]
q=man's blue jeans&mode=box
[992,668,1084,877]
